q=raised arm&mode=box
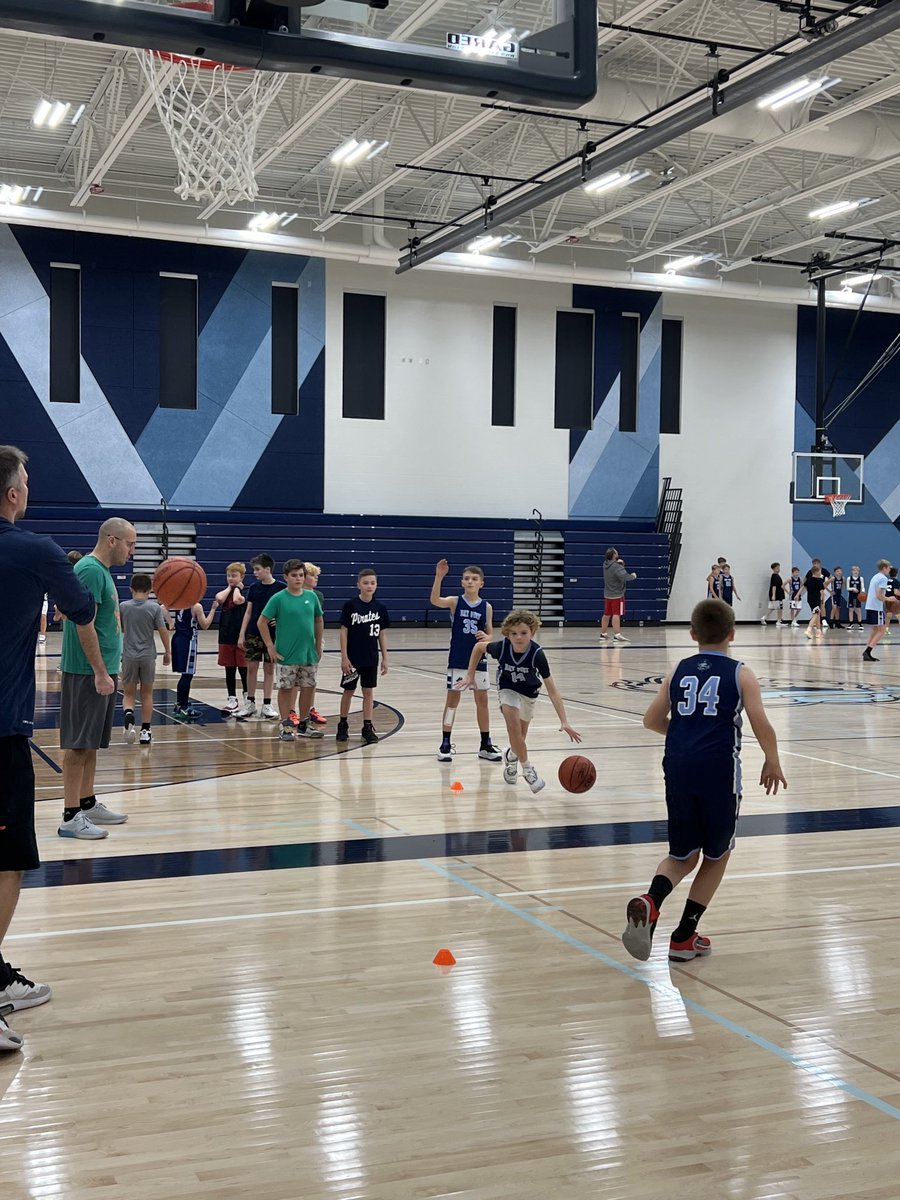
[430,559,456,610]
[193,599,218,630]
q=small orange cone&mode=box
[450,781,464,792]
[433,948,456,967]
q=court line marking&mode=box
[779,749,900,782]
[417,858,900,1122]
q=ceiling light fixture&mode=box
[248,211,289,232]
[48,101,70,128]
[842,272,883,287]
[467,234,504,253]
[809,198,868,220]
[331,138,360,165]
[0,183,41,205]
[583,169,650,195]
[32,99,53,126]
[664,254,706,274]
[758,76,839,110]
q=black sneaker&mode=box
[477,743,503,762]
[863,648,878,661]
[336,718,349,743]
[361,724,379,745]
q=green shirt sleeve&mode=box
[261,592,281,621]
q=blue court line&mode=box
[418,858,900,1123]
[24,803,900,889]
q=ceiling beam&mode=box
[398,0,900,271]
[70,56,176,208]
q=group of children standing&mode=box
[115,554,582,793]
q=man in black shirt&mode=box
[337,569,390,745]
[802,560,831,639]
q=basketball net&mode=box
[823,493,850,518]
[139,50,287,204]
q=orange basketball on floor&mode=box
[153,557,207,609]
[858,590,867,603]
[558,755,596,794]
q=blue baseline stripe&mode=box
[418,858,900,1122]
[29,741,62,773]
[23,804,900,890]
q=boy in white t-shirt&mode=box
[863,559,892,662]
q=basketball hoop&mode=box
[139,1,287,204]
[823,493,851,518]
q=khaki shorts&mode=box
[276,663,318,689]
[120,656,156,687]
[60,672,118,750]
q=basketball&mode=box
[153,557,207,609]
[558,755,596,794]
[859,590,867,603]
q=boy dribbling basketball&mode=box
[622,599,786,963]
[456,609,581,793]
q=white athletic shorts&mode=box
[498,688,537,721]
[789,600,802,611]
[448,667,490,691]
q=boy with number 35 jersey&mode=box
[622,599,786,964]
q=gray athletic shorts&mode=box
[120,656,156,687]
[60,672,118,750]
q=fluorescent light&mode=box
[809,198,865,220]
[468,234,504,253]
[331,138,360,165]
[281,213,298,227]
[32,187,43,202]
[842,272,883,287]
[33,99,52,126]
[48,101,70,128]
[664,254,705,273]
[0,182,37,206]
[365,140,389,160]
[342,140,376,166]
[583,169,649,195]
[758,76,839,110]
[71,104,86,125]
[248,211,287,232]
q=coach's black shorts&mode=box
[663,758,741,861]
[341,664,378,690]
[0,737,39,872]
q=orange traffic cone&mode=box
[433,948,456,967]
[450,781,464,792]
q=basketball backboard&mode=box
[0,0,597,106]
[791,451,865,504]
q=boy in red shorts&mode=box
[215,562,248,713]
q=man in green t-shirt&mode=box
[59,518,136,840]
[258,558,324,742]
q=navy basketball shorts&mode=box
[663,760,741,861]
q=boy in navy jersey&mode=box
[787,566,803,628]
[622,599,786,963]
[337,568,389,746]
[170,597,218,722]
[718,564,740,607]
[431,560,502,764]
[847,565,865,629]
[457,609,581,793]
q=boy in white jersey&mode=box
[863,559,894,662]
[431,560,502,764]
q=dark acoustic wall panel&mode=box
[491,305,517,426]
[554,309,594,430]
[271,284,299,416]
[619,313,640,433]
[342,292,385,419]
[660,318,683,435]
[50,264,81,405]
[159,273,198,410]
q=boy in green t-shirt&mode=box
[258,559,324,742]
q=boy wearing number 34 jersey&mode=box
[622,599,786,964]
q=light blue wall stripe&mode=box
[0,224,160,505]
